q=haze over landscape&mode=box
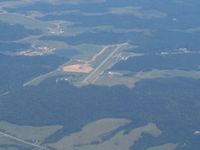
[0,0,200,150]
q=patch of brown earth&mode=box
[62,64,93,73]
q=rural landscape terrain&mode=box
[0,0,200,150]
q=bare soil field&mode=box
[62,64,93,73]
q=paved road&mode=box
[0,131,48,150]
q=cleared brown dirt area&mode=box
[62,64,93,73]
